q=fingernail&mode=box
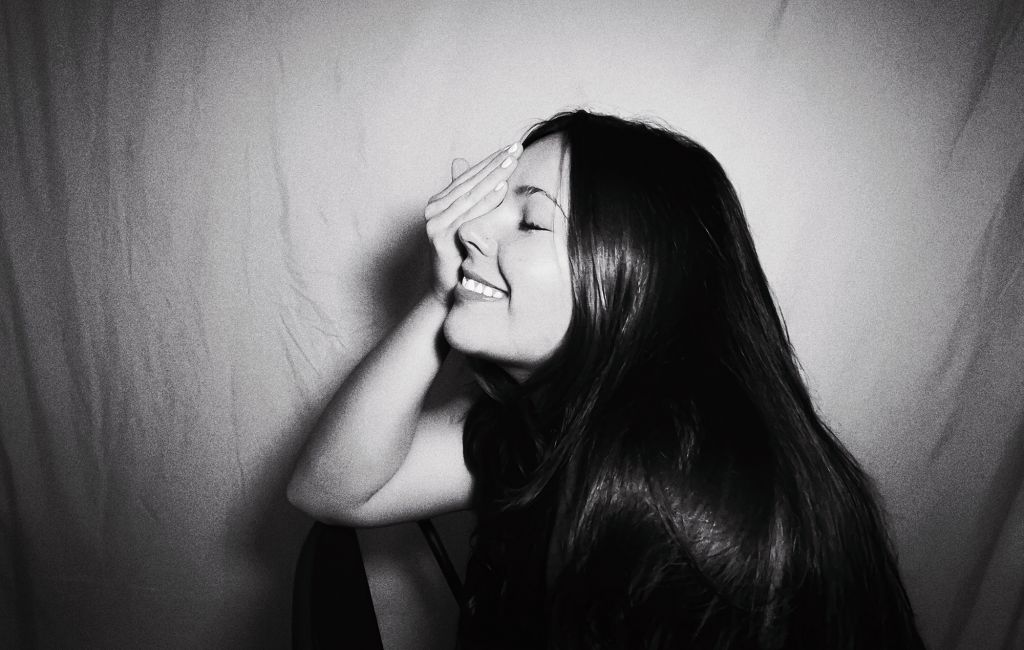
[500,156,513,168]
[507,142,521,156]
[494,180,507,193]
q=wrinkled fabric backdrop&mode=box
[1,0,1022,648]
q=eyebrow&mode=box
[513,184,568,219]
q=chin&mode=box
[443,319,511,370]
[442,312,560,379]
[443,315,489,359]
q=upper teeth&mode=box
[461,275,506,298]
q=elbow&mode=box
[286,471,374,527]
[286,472,340,522]
[285,475,317,517]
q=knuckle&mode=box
[428,222,453,241]
[451,195,473,213]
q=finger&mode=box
[429,147,506,205]
[426,151,510,221]
[433,146,519,216]
[436,142,521,203]
[441,156,517,222]
[449,177,509,233]
[424,142,521,221]
[451,158,469,182]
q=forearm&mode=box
[288,142,520,523]
[287,293,450,518]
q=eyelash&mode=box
[518,212,548,232]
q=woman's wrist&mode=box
[418,286,452,318]
[411,288,453,355]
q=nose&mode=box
[456,212,497,257]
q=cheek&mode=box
[506,253,573,343]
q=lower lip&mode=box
[454,281,507,302]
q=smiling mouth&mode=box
[459,274,508,299]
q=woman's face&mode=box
[443,135,573,382]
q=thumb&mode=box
[451,157,470,181]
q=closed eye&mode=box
[519,218,548,232]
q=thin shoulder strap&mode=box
[417,519,466,612]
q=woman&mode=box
[288,110,925,648]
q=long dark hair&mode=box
[460,110,923,649]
